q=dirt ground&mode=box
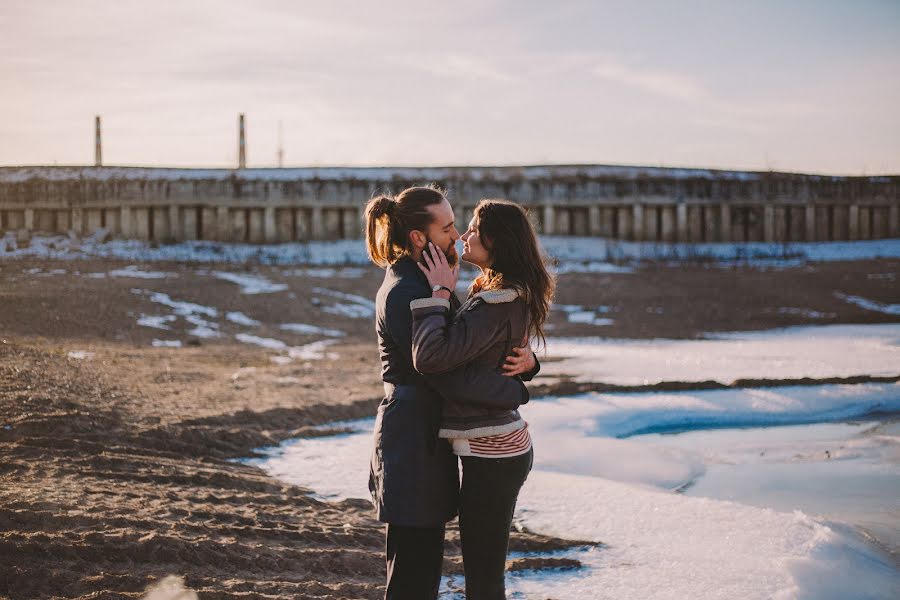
[1,257,898,599]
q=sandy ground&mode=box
[1,257,898,599]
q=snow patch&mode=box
[541,324,900,385]
[279,323,345,337]
[151,339,182,348]
[834,292,900,315]
[225,311,261,326]
[211,271,288,294]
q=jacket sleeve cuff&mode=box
[518,352,541,382]
[410,297,451,311]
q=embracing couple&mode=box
[364,185,554,599]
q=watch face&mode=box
[432,284,441,291]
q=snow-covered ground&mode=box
[3,230,900,267]
[242,324,900,599]
[540,323,900,385]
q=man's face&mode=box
[424,199,460,266]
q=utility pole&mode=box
[94,116,102,167]
[238,113,246,169]
[277,120,284,168]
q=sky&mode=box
[2,0,899,174]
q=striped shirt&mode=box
[451,422,532,458]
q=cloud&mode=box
[592,58,707,101]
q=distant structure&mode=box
[0,165,897,244]
[238,114,246,169]
[94,116,102,167]
[277,121,284,168]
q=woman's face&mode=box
[460,217,491,269]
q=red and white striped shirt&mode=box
[451,422,532,458]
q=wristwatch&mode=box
[432,284,453,295]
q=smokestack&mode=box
[277,120,284,168]
[238,113,246,169]
[94,116,102,167]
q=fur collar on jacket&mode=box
[471,288,519,304]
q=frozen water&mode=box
[541,324,900,384]
[242,322,900,599]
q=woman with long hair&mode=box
[410,198,554,599]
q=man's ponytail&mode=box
[365,195,398,267]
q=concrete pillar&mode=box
[773,207,787,242]
[86,209,103,234]
[719,203,731,242]
[201,207,216,240]
[263,206,277,242]
[56,210,71,233]
[616,207,632,240]
[133,208,150,240]
[599,207,615,237]
[848,205,859,241]
[231,209,247,242]
[872,207,888,239]
[119,206,132,238]
[24,208,34,231]
[311,206,324,240]
[168,205,182,241]
[805,204,816,241]
[859,207,871,240]
[588,205,602,236]
[889,205,899,238]
[347,206,364,239]
[296,208,311,241]
[763,204,775,242]
[632,204,644,242]
[661,206,676,242]
[71,208,83,236]
[676,203,688,242]
[276,208,293,242]
[248,209,264,243]
[697,204,722,242]
[542,204,556,235]
[183,207,198,240]
[556,208,571,235]
[216,206,230,241]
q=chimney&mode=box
[238,113,246,169]
[94,116,102,167]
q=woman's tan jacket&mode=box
[410,288,534,439]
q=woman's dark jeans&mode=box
[458,447,534,600]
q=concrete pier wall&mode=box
[0,165,897,244]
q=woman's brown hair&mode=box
[364,185,447,268]
[470,199,555,349]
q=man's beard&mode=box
[444,241,459,267]
[426,237,459,267]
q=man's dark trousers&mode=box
[385,523,445,599]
